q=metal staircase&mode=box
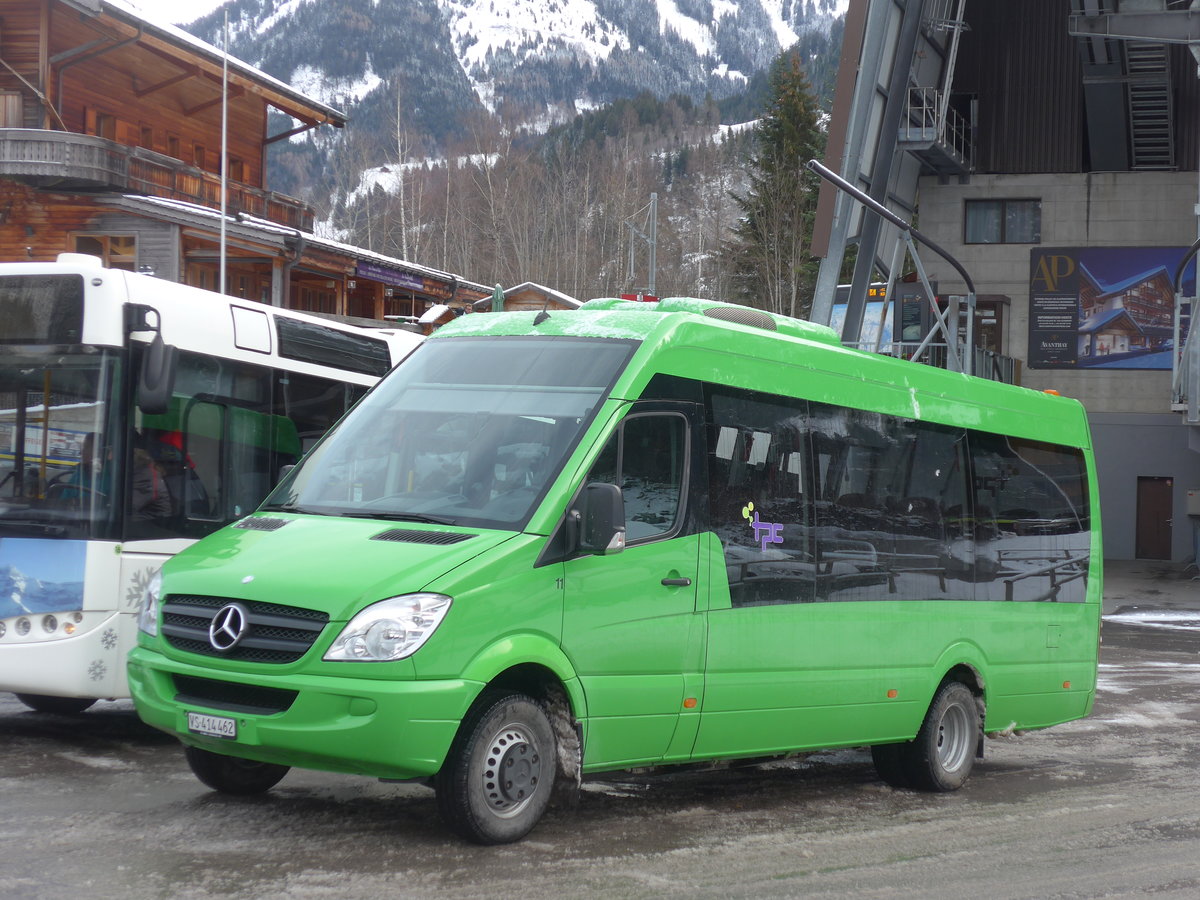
[1125,40,1175,169]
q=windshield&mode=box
[0,348,123,540]
[265,336,637,529]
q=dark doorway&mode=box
[1135,476,1173,560]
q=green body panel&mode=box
[129,302,1102,784]
[563,532,706,770]
[127,647,475,778]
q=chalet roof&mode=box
[1078,262,1173,303]
[472,281,582,311]
[70,0,347,128]
[1079,308,1140,335]
[100,194,489,293]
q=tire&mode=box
[872,680,980,792]
[870,741,912,789]
[435,690,556,844]
[184,745,289,795]
[15,693,97,715]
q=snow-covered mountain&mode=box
[180,0,846,153]
[0,564,84,618]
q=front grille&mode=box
[371,528,475,545]
[161,594,329,663]
[173,674,298,715]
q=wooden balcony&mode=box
[0,128,313,231]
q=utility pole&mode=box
[624,192,657,296]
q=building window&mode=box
[73,234,136,271]
[167,134,181,159]
[0,92,23,127]
[95,112,117,140]
[964,199,1040,244]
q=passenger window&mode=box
[707,388,813,607]
[970,433,1090,602]
[588,413,686,543]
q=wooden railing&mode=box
[0,128,313,231]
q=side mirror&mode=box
[137,332,178,416]
[575,482,626,555]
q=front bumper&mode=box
[127,647,482,779]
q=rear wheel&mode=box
[184,746,289,795]
[435,690,556,844]
[872,680,980,792]
[15,693,96,714]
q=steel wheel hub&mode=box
[482,724,542,816]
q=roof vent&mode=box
[371,529,476,545]
[701,305,777,331]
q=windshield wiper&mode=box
[338,511,459,526]
[0,519,68,537]
[259,503,332,516]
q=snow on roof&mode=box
[419,304,450,324]
[106,195,489,294]
[97,0,347,125]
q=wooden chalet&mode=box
[472,282,582,313]
[0,0,487,319]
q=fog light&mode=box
[42,615,58,633]
[16,617,30,636]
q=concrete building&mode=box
[816,0,1200,563]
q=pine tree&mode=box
[726,48,824,319]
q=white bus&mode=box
[0,254,421,713]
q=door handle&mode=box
[661,577,692,587]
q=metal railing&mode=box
[844,340,1018,384]
[899,87,974,170]
[0,128,313,231]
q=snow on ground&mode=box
[1103,609,1200,632]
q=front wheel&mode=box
[184,746,289,795]
[872,680,980,792]
[15,693,97,714]
[435,691,556,844]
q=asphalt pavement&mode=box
[1103,557,1199,614]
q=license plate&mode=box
[187,711,237,739]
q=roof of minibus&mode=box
[428,298,1091,449]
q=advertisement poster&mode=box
[1029,247,1195,369]
[0,538,86,618]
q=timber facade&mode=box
[0,0,487,319]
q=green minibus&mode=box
[128,297,1100,844]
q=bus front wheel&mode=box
[15,693,97,714]
[184,746,289,795]
[872,680,980,792]
[435,690,556,844]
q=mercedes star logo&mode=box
[209,602,250,651]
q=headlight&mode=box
[137,569,163,637]
[323,593,451,662]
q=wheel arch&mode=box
[931,643,988,757]
[453,637,586,797]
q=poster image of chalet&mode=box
[1028,246,1195,369]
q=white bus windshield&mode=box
[0,348,122,540]
[264,336,637,530]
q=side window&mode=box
[276,371,364,455]
[707,388,811,607]
[588,413,686,543]
[970,433,1090,602]
[809,404,895,603]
